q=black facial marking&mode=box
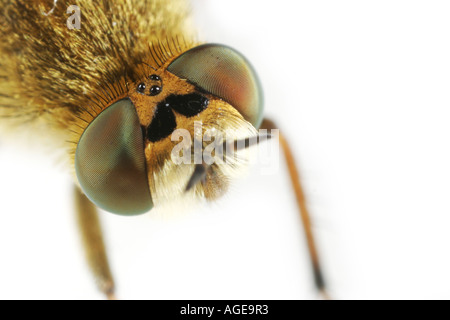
[167,93,209,117]
[146,103,177,143]
[145,93,209,143]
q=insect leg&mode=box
[74,186,115,300]
[260,118,329,299]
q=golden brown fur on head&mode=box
[0,0,194,130]
[0,0,257,210]
[129,54,257,207]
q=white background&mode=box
[1,0,450,299]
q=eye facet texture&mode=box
[167,44,264,128]
[75,99,153,215]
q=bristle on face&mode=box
[0,0,261,213]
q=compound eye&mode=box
[167,44,264,128]
[75,98,153,215]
